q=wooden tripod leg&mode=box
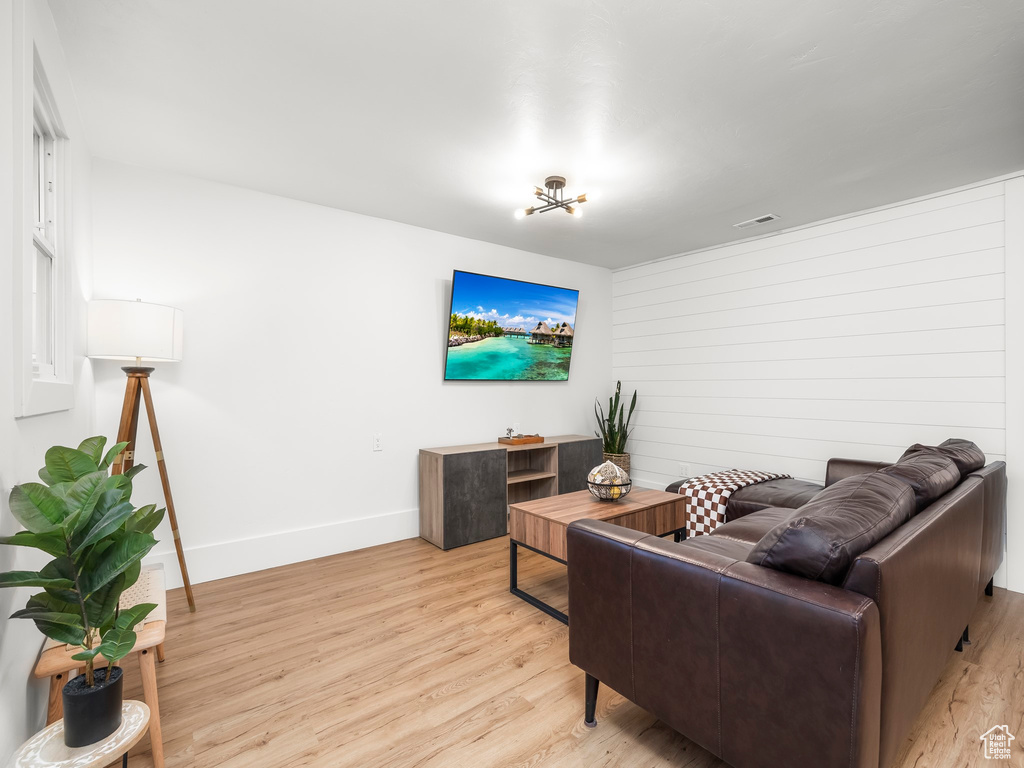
[112,373,144,476]
[140,376,196,612]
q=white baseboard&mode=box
[143,507,420,590]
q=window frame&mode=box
[12,39,74,417]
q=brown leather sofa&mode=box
[567,441,1006,768]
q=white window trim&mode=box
[12,14,74,417]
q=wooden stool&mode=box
[34,567,167,768]
[7,700,150,768]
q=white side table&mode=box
[8,701,151,768]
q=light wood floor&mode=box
[118,535,1023,768]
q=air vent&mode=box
[733,213,781,229]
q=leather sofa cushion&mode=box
[711,507,797,546]
[747,473,916,584]
[725,478,825,519]
[881,451,960,512]
[900,438,985,476]
[679,532,754,561]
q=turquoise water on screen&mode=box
[445,337,572,381]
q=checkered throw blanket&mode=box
[679,469,791,537]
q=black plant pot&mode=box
[62,666,123,747]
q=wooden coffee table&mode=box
[508,489,687,624]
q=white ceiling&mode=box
[49,0,1024,269]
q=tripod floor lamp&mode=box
[88,299,196,612]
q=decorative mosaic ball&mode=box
[588,460,629,485]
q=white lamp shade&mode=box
[88,300,184,362]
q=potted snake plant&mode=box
[595,381,638,475]
[0,436,163,747]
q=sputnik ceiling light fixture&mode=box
[514,176,588,220]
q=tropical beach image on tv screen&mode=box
[444,270,580,381]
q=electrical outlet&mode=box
[513,422,521,435]
[373,433,383,452]
[679,463,691,478]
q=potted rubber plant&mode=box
[0,436,164,747]
[595,381,638,475]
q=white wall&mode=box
[90,159,612,589]
[0,1,95,761]
[613,176,1022,591]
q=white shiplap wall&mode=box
[612,181,1007,490]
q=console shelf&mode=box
[419,434,602,550]
[507,469,557,484]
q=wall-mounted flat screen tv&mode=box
[444,270,580,381]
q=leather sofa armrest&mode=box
[825,457,892,486]
[566,520,659,701]
[664,478,690,494]
[567,522,882,768]
[709,560,883,768]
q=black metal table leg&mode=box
[509,539,569,625]
[123,753,128,768]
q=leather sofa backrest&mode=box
[878,452,959,512]
[842,476,983,768]
[901,438,986,475]
[825,458,892,487]
[970,461,1007,589]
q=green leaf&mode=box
[117,602,157,629]
[33,618,88,646]
[67,470,110,516]
[10,606,87,647]
[63,471,113,538]
[594,401,609,447]
[77,436,108,466]
[71,647,103,662]
[82,532,156,596]
[48,482,73,500]
[104,473,134,504]
[95,628,137,665]
[43,446,99,484]
[0,530,67,558]
[0,571,75,590]
[9,483,67,533]
[97,603,157,665]
[38,466,55,485]
[71,488,126,549]
[121,560,142,591]
[26,591,81,616]
[99,442,129,472]
[39,558,82,603]
[124,463,147,480]
[84,573,125,628]
[126,506,164,535]
[73,501,135,556]
[11,607,81,622]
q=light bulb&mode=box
[573,206,583,219]
[514,208,526,220]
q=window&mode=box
[32,106,58,379]
[13,44,74,417]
